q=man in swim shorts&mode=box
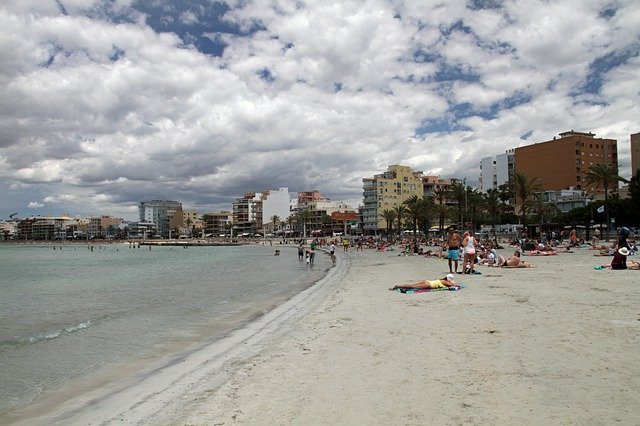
[446,227,461,274]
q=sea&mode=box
[0,242,330,420]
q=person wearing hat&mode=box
[610,247,629,270]
[389,273,458,291]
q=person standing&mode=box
[446,228,461,274]
[298,241,305,261]
[462,231,477,274]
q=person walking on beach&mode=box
[298,241,305,260]
[446,228,461,274]
[462,231,477,274]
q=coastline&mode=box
[13,248,348,425]
[177,246,639,425]
[10,245,640,424]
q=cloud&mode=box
[27,201,44,209]
[0,0,638,220]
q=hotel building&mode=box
[479,151,514,192]
[514,131,618,194]
[361,165,424,233]
[139,200,182,238]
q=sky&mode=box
[1,0,639,221]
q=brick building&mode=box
[514,131,618,194]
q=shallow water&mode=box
[0,243,329,417]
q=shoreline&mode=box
[177,246,639,424]
[11,248,349,425]
[9,246,640,424]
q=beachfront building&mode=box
[514,131,618,195]
[233,188,291,236]
[202,211,232,237]
[479,150,515,192]
[361,164,425,234]
[303,199,358,236]
[631,132,640,177]
[538,189,593,213]
[87,215,124,239]
[139,200,182,238]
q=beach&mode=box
[16,245,640,424]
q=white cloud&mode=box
[0,0,638,219]
[27,201,43,208]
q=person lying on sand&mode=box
[389,273,457,291]
[500,251,535,268]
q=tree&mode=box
[392,204,407,236]
[628,170,640,213]
[484,188,500,238]
[403,195,421,236]
[417,195,434,235]
[510,171,543,232]
[286,215,296,236]
[270,214,280,236]
[449,181,466,229]
[379,209,397,242]
[466,188,483,232]
[585,163,628,240]
[432,186,449,235]
[298,210,312,238]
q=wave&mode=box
[1,320,93,349]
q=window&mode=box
[576,167,581,172]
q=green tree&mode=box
[392,204,407,237]
[270,214,280,236]
[286,215,296,236]
[432,186,449,235]
[379,209,397,242]
[585,163,628,240]
[298,210,312,238]
[450,181,466,228]
[510,171,543,231]
[417,195,434,235]
[403,195,422,236]
[484,188,501,238]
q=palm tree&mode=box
[286,215,296,236]
[417,195,434,235]
[403,195,421,236]
[585,163,627,240]
[484,188,500,239]
[510,171,543,233]
[466,188,483,232]
[298,209,313,238]
[270,214,280,236]
[450,181,466,229]
[379,209,397,241]
[392,204,407,237]
[432,186,449,235]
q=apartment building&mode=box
[202,211,232,237]
[479,150,514,192]
[514,131,618,194]
[139,200,182,238]
[361,164,424,233]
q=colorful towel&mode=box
[396,284,467,294]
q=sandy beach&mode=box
[19,245,639,425]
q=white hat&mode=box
[618,247,630,256]
[446,273,455,282]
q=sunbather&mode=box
[500,251,535,268]
[389,274,457,291]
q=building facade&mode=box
[202,211,232,237]
[479,150,514,192]
[514,131,618,194]
[139,200,182,238]
[361,164,425,233]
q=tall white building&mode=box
[479,151,514,192]
[261,187,291,223]
[139,200,182,237]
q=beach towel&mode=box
[396,284,467,294]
